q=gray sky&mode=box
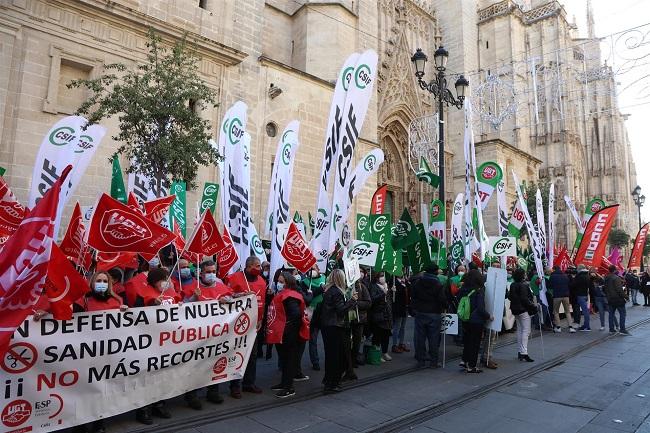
[561,0,650,222]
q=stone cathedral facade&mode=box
[0,0,638,248]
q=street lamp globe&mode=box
[411,48,427,78]
[434,46,448,71]
[455,75,469,102]
[641,195,646,206]
[632,185,641,199]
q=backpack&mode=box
[457,289,476,322]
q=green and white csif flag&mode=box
[170,180,187,237]
[343,149,384,225]
[428,199,447,269]
[407,223,432,273]
[370,213,402,275]
[328,50,379,254]
[356,213,371,241]
[535,189,547,266]
[573,197,606,249]
[308,212,315,235]
[110,157,127,204]
[450,193,465,269]
[416,157,439,188]
[311,52,360,271]
[476,161,502,210]
[200,182,219,214]
[391,208,419,250]
[496,178,509,236]
[548,183,555,265]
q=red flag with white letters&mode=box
[143,194,175,225]
[186,209,226,256]
[45,243,90,320]
[86,193,176,254]
[574,205,619,269]
[0,165,71,357]
[370,185,388,215]
[281,222,317,273]
[0,175,26,243]
[217,228,239,279]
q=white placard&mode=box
[343,256,361,286]
[347,240,379,267]
[488,236,516,256]
[485,267,508,332]
[441,313,458,335]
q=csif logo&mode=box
[453,201,463,215]
[491,237,514,255]
[372,216,388,233]
[49,126,77,146]
[357,215,368,231]
[393,221,411,236]
[342,65,355,91]
[227,118,244,145]
[350,242,374,257]
[431,203,440,218]
[355,64,372,89]
[252,234,264,254]
[450,242,463,260]
[363,154,377,172]
[75,134,94,153]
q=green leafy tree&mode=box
[524,179,551,221]
[68,28,219,192]
[607,228,630,248]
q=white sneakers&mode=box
[382,353,392,362]
[569,327,577,333]
[599,326,605,331]
[553,327,562,333]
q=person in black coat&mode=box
[368,272,393,361]
[410,264,447,368]
[572,265,593,331]
[459,269,492,373]
[320,269,358,393]
[508,268,536,362]
[391,275,410,353]
[640,271,650,306]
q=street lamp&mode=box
[632,185,646,270]
[411,47,469,204]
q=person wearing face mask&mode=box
[261,261,271,283]
[124,256,157,307]
[172,258,197,299]
[75,272,126,313]
[182,260,233,409]
[227,256,267,397]
[132,268,181,307]
[299,265,326,371]
[368,272,393,362]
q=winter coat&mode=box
[641,274,650,295]
[320,286,357,328]
[548,270,570,298]
[625,273,641,290]
[391,278,409,318]
[410,272,447,314]
[508,281,536,316]
[572,270,592,297]
[369,282,393,330]
[353,281,372,324]
[604,273,627,307]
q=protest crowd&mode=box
[0,48,648,433]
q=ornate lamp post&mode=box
[411,47,469,204]
[632,185,646,270]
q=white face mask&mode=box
[262,270,269,278]
[160,280,172,290]
[458,271,465,277]
[295,275,301,282]
[378,276,386,285]
[202,272,217,286]
[94,282,109,293]
[276,282,284,291]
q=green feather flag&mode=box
[110,158,127,204]
[416,157,440,188]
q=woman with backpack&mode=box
[458,269,492,373]
[508,268,536,362]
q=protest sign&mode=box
[488,236,516,257]
[441,313,459,335]
[0,296,257,433]
[485,267,508,332]
[347,240,379,267]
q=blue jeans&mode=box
[414,312,442,364]
[631,289,639,305]
[609,304,626,332]
[594,297,618,328]
[576,296,590,329]
[392,316,407,346]
[309,327,320,365]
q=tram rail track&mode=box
[134,316,650,433]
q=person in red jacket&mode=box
[171,258,198,299]
[74,272,126,313]
[267,272,310,398]
[227,256,268,397]
[183,260,234,409]
[124,258,154,307]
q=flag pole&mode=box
[537,303,545,359]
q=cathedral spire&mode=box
[586,0,596,39]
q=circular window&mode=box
[266,122,277,138]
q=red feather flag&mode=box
[574,205,619,269]
[0,165,71,357]
[370,185,388,215]
[86,193,176,255]
[59,202,92,269]
[629,223,649,269]
[0,175,27,244]
[281,222,317,273]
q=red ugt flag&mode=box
[370,185,387,215]
[217,228,239,280]
[281,221,317,273]
[143,194,175,225]
[0,165,71,357]
[45,244,90,320]
[186,209,226,256]
[87,193,176,255]
[0,175,27,243]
